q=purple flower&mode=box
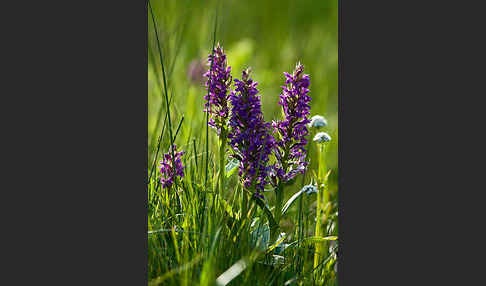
[159,145,184,189]
[228,68,274,198]
[272,62,312,182]
[204,43,232,135]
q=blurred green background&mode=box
[148,0,338,197]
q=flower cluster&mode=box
[272,62,312,182]
[228,68,274,197]
[159,145,185,189]
[302,184,319,195]
[309,115,327,129]
[313,132,331,143]
[203,43,232,135]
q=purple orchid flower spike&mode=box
[203,42,232,135]
[159,144,185,189]
[272,62,312,183]
[228,68,274,198]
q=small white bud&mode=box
[302,184,319,195]
[313,132,331,143]
[309,115,328,129]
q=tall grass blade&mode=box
[148,0,177,188]
[205,9,218,188]
[149,94,173,181]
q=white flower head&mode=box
[309,115,328,129]
[302,184,319,195]
[313,132,331,143]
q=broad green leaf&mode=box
[225,158,239,178]
[250,221,270,251]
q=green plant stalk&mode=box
[242,187,249,220]
[297,172,305,272]
[314,143,326,269]
[218,128,227,198]
[271,183,284,243]
[204,8,218,191]
[274,184,284,223]
[201,12,218,248]
[272,142,290,242]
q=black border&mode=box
[8,0,477,284]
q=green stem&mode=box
[314,144,324,269]
[275,183,284,224]
[271,183,284,243]
[219,129,227,197]
[242,187,249,220]
[271,139,291,242]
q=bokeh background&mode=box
[148,0,338,205]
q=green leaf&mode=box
[304,236,338,243]
[251,196,277,230]
[220,197,235,218]
[284,236,338,251]
[148,255,202,286]
[215,257,248,286]
[266,233,286,254]
[225,158,239,178]
[281,189,305,216]
[250,221,270,251]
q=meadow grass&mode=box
[148,0,338,285]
